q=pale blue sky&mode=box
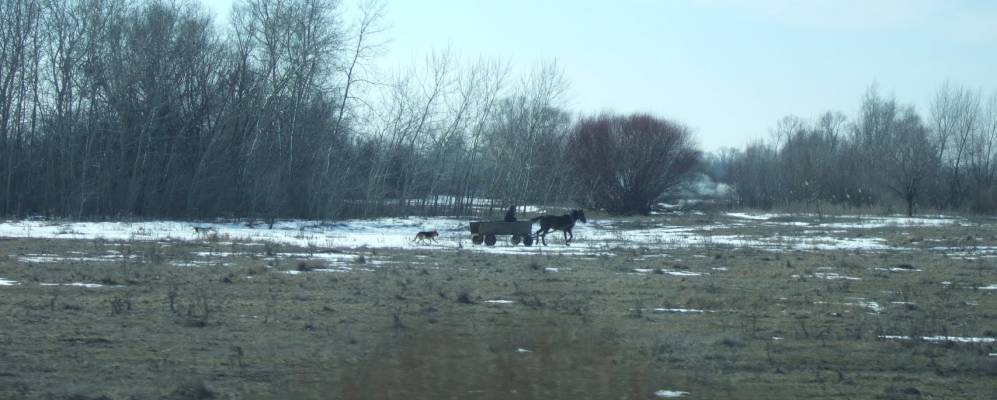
[201,0,997,151]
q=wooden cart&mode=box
[469,220,534,246]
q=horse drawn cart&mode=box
[469,220,534,246]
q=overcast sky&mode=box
[201,0,997,151]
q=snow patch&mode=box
[655,390,689,398]
[19,254,138,263]
[845,298,882,313]
[312,267,356,273]
[191,251,246,257]
[818,217,962,229]
[634,268,704,277]
[39,282,107,288]
[879,335,995,343]
[171,260,229,268]
[725,213,964,228]
[663,270,704,276]
[653,308,706,313]
[814,272,861,280]
[726,212,781,220]
[875,267,922,272]
[794,272,861,281]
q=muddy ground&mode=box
[0,215,995,399]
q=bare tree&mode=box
[485,61,571,209]
[232,0,343,219]
[719,87,944,215]
[966,90,997,211]
[311,0,386,216]
[0,0,43,215]
[727,141,781,209]
[883,107,937,216]
[845,87,941,215]
[930,81,981,208]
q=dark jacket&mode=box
[504,206,517,222]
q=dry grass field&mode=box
[0,213,995,399]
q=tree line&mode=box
[7,0,986,220]
[3,0,705,219]
[712,83,997,216]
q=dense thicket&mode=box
[714,84,997,216]
[568,114,699,215]
[0,0,604,219]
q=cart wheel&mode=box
[510,235,522,245]
[523,235,533,247]
[472,234,483,245]
[484,234,497,246]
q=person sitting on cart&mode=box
[505,205,517,222]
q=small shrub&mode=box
[175,286,217,328]
[109,296,132,315]
[141,244,164,265]
[519,294,545,308]
[456,291,474,304]
[263,242,278,256]
[98,276,120,286]
[296,261,317,272]
[206,232,221,243]
[631,299,644,318]
[66,395,112,400]
[392,311,405,329]
[245,265,266,276]
[168,381,216,400]
[652,334,688,362]
[718,336,745,348]
[179,314,208,328]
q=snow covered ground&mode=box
[0,212,982,255]
[879,335,996,344]
[724,212,966,228]
[654,389,690,398]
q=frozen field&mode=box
[0,212,987,255]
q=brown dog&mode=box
[413,230,439,244]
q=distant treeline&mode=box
[709,84,997,216]
[0,0,600,219]
[0,0,703,219]
[4,1,991,220]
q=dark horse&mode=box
[530,209,587,246]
